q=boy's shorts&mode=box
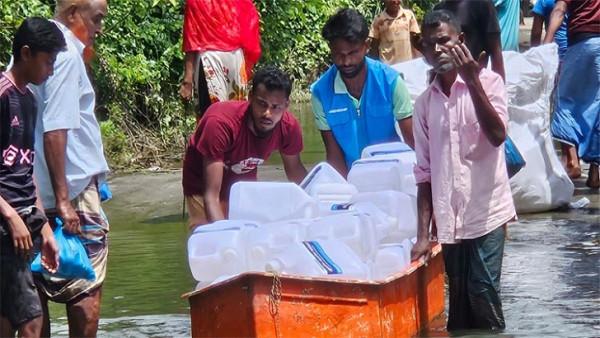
[0,207,46,328]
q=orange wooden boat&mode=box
[183,243,445,337]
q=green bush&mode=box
[0,0,437,169]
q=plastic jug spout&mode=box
[222,248,238,262]
[265,259,283,273]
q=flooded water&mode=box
[46,105,599,337]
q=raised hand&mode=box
[448,42,486,82]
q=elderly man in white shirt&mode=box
[29,0,109,337]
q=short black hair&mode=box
[251,66,293,97]
[421,9,462,35]
[322,8,369,44]
[13,17,66,62]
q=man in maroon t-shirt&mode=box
[182,66,307,228]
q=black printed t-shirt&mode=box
[0,73,37,211]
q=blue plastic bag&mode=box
[505,136,526,178]
[31,218,96,281]
[99,182,112,202]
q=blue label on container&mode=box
[330,203,352,211]
[302,241,343,275]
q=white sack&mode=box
[392,44,574,213]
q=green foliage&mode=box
[256,0,382,94]
[0,1,52,70]
[0,0,437,169]
[256,0,438,95]
[92,0,194,169]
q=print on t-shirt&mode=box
[229,157,264,175]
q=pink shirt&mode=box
[413,68,516,244]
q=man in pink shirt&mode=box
[410,10,516,331]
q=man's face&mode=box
[249,83,289,137]
[421,22,463,74]
[329,38,368,79]
[71,0,108,47]
[21,48,58,85]
[384,0,402,13]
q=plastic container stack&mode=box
[188,142,420,287]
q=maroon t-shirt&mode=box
[182,101,303,200]
[564,0,600,43]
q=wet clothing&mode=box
[35,178,109,303]
[494,0,521,51]
[443,225,506,331]
[563,0,600,45]
[413,69,516,244]
[532,0,568,59]
[30,20,109,210]
[551,36,600,165]
[182,101,303,200]
[369,7,421,64]
[0,74,37,212]
[434,0,501,59]
[311,58,413,167]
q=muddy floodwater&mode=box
[46,102,598,337]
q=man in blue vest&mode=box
[311,8,414,176]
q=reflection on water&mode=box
[500,214,599,338]
[46,103,598,336]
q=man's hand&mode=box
[180,80,193,101]
[410,238,431,262]
[7,212,32,256]
[40,223,59,274]
[56,200,80,234]
[448,43,486,83]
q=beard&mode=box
[339,60,366,79]
[433,61,456,74]
[252,119,275,138]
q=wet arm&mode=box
[543,1,567,44]
[202,158,225,222]
[281,153,307,184]
[320,131,348,178]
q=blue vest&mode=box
[311,57,400,168]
